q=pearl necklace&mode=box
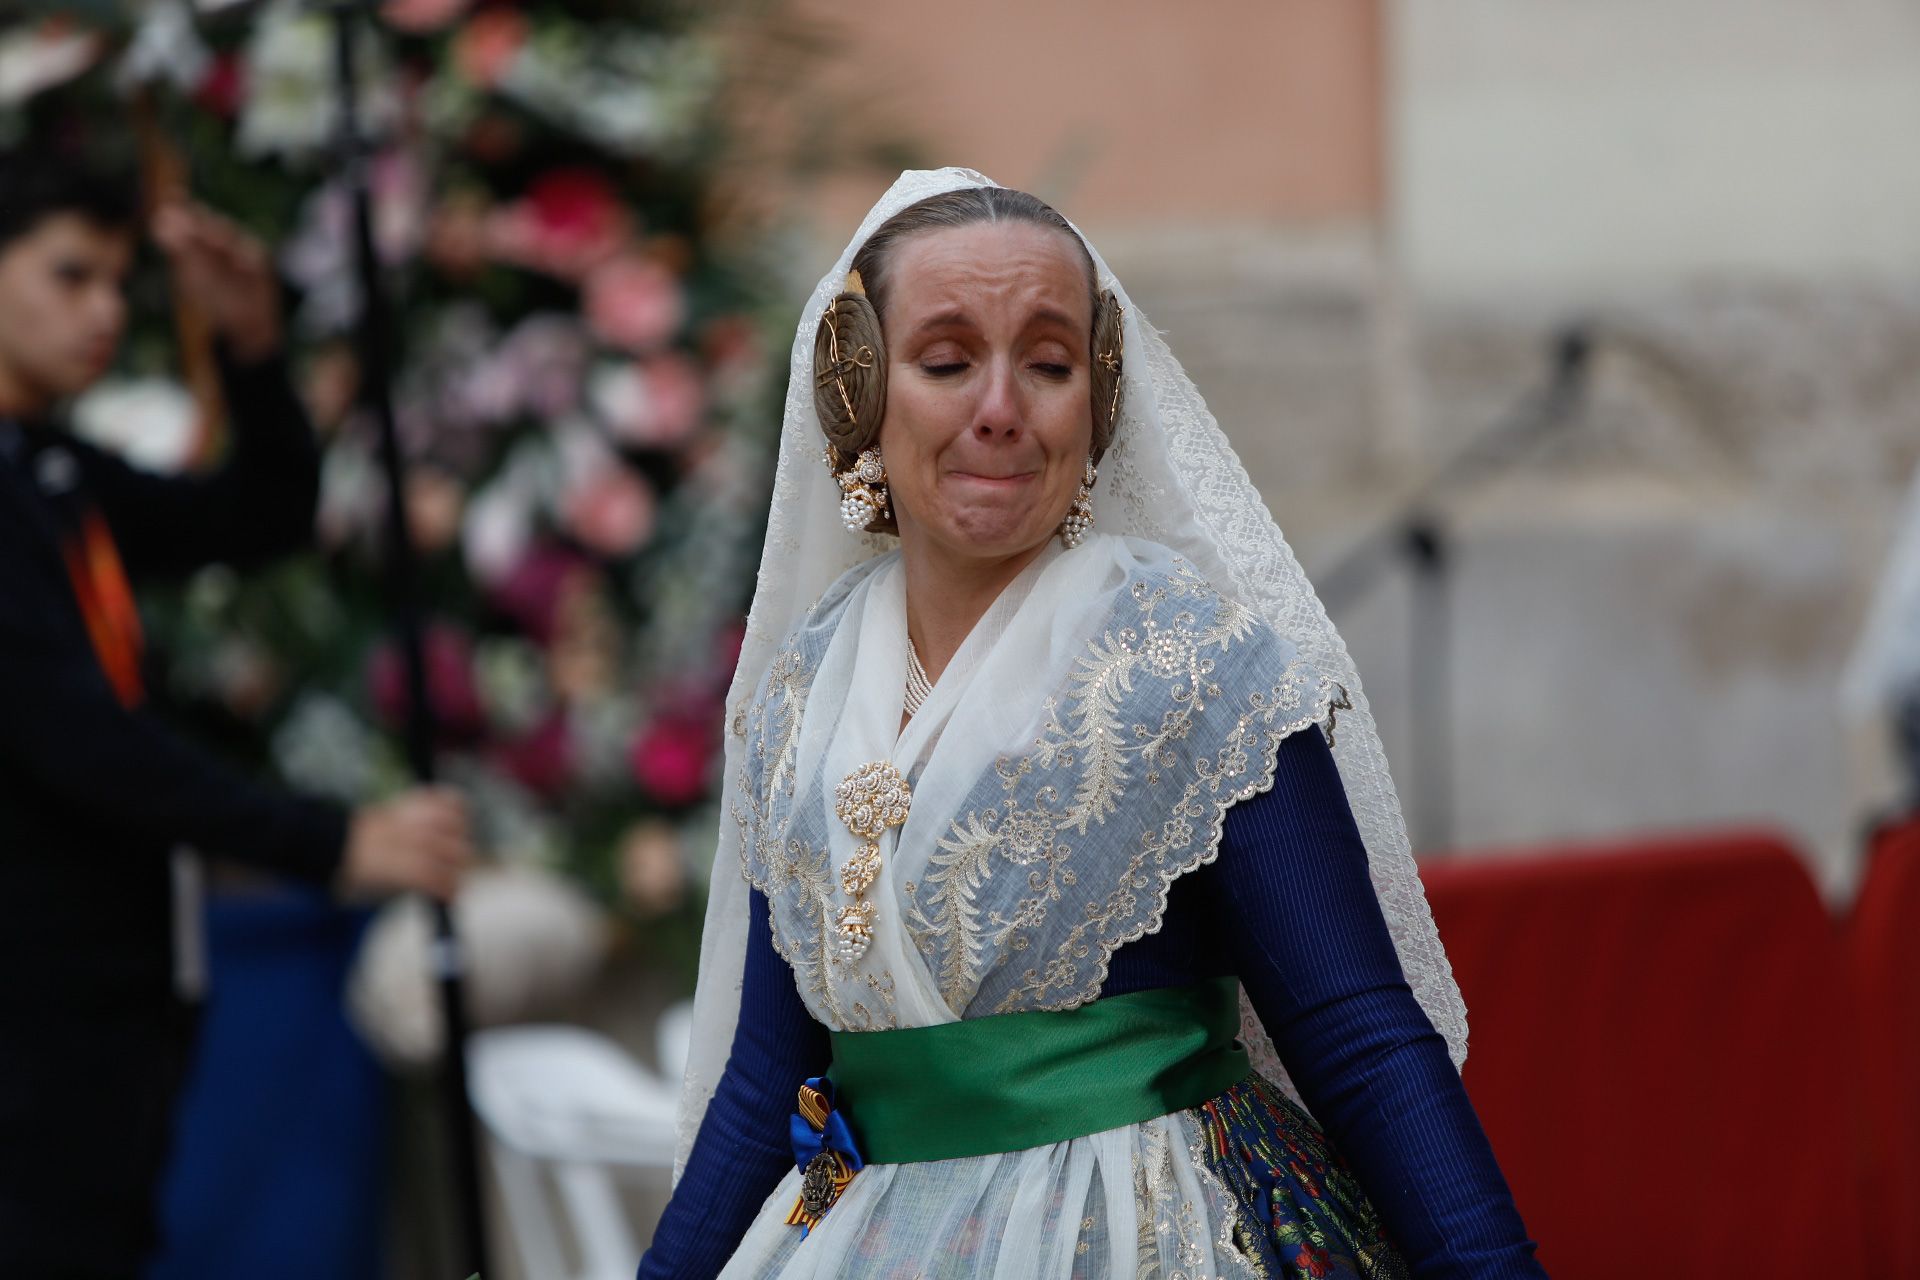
[904,638,934,719]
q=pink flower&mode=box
[487,169,630,282]
[629,715,712,807]
[564,466,656,558]
[453,7,526,86]
[381,0,471,33]
[368,624,488,744]
[584,255,685,352]
[592,353,706,449]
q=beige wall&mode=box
[1392,0,1920,298]
[797,0,1383,232]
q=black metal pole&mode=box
[327,6,490,1276]
[1308,328,1588,855]
[1317,325,1592,614]
[1404,518,1452,853]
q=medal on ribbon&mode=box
[785,1076,864,1236]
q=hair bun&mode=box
[813,290,887,454]
[1091,288,1125,460]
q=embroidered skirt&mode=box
[718,1073,1406,1279]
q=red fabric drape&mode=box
[1848,817,1920,1278]
[1420,831,1866,1278]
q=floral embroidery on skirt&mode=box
[1193,1076,1409,1279]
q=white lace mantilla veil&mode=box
[673,167,1467,1178]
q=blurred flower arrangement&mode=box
[0,0,860,969]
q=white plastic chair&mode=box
[468,1010,691,1280]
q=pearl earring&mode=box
[1059,457,1096,548]
[835,447,888,533]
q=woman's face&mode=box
[875,221,1093,569]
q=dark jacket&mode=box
[0,350,349,1276]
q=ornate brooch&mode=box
[831,760,910,963]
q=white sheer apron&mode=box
[719,534,1336,1277]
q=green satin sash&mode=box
[827,977,1251,1164]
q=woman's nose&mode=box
[973,358,1022,439]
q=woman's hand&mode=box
[151,200,285,366]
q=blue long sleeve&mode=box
[1126,727,1546,1279]
[637,888,828,1279]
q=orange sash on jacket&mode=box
[61,509,146,708]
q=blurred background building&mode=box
[772,0,1920,891]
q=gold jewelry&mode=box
[816,282,877,429]
[1091,290,1126,455]
[1097,343,1122,426]
[1059,456,1096,548]
[831,760,910,962]
[904,638,934,720]
[828,445,889,534]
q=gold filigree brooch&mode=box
[831,761,910,962]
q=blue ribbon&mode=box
[789,1075,865,1175]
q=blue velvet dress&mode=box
[641,728,1546,1278]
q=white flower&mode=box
[70,377,200,473]
[316,438,381,547]
[462,444,551,588]
[115,0,209,95]
[272,693,385,802]
[497,31,717,156]
[0,23,102,107]
[238,0,397,159]
[474,637,549,736]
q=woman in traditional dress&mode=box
[638,169,1546,1278]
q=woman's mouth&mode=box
[947,470,1035,487]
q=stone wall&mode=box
[1111,234,1916,892]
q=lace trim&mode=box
[1042,683,1340,1014]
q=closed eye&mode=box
[1031,363,1072,378]
[921,362,969,376]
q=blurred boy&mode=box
[0,154,470,1276]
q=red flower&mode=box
[1290,1159,1321,1195]
[487,169,631,281]
[192,52,245,118]
[629,713,713,807]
